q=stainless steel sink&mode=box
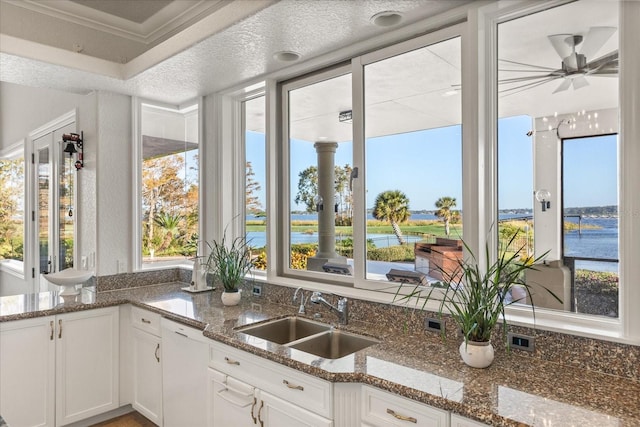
[289,330,379,359]
[236,317,331,344]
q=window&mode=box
[280,27,462,287]
[0,144,25,275]
[138,102,200,267]
[244,95,267,271]
[363,36,462,284]
[497,0,620,320]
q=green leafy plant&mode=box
[395,231,561,346]
[205,231,253,292]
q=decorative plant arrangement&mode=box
[206,230,254,306]
[395,232,560,368]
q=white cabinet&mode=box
[131,314,162,426]
[258,390,333,427]
[0,307,119,427]
[162,318,208,427]
[208,369,255,427]
[55,307,120,426]
[0,316,56,427]
[208,341,333,427]
[451,414,490,427]
[361,385,449,427]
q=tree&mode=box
[142,155,187,252]
[246,161,263,215]
[372,190,411,245]
[154,212,183,252]
[435,196,457,236]
[294,164,353,224]
[295,166,319,213]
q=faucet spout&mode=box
[310,291,349,325]
[293,287,307,314]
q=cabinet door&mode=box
[258,390,332,427]
[56,307,119,426]
[208,369,256,427]
[0,316,55,427]
[132,328,162,426]
[162,319,208,427]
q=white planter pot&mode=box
[459,340,494,368]
[221,290,241,306]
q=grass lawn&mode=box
[246,219,462,238]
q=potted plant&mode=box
[396,232,559,368]
[206,231,253,306]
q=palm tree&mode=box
[154,212,183,252]
[435,196,457,237]
[372,190,410,245]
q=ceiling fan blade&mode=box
[586,50,618,71]
[499,59,557,71]
[571,76,590,90]
[552,78,572,94]
[580,26,616,59]
[548,34,575,60]
[500,76,561,96]
[499,74,556,84]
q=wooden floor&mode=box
[90,412,156,427]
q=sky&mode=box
[246,117,618,212]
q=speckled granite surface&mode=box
[1,282,638,427]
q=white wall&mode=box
[96,92,132,276]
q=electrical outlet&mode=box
[508,332,535,352]
[252,284,263,297]
[425,317,444,334]
[251,303,262,312]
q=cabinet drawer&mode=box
[362,385,449,427]
[131,306,161,336]
[210,341,332,418]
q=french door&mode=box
[31,119,76,292]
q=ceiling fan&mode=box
[499,26,618,96]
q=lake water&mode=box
[246,214,619,272]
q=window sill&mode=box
[0,260,25,279]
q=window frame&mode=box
[483,0,639,343]
[220,0,639,344]
[0,140,26,279]
[132,97,203,271]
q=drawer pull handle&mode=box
[58,319,63,339]
[251,397,257,424]
[257,400,264,427]
[225,356,240,365]
[283,379,304,391]
[50,320,54,340]
[141,318,151,324]
[387,409,417,423]
[155,343,160,362]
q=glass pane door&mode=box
[35,140,52,275]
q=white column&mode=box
[313,141,338,259]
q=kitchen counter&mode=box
[1,282,639,427]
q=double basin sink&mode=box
[236,316,379,359]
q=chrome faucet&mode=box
[310,291,349,325]
[293,287,308,314]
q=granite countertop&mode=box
[1,282,639,427]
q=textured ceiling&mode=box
[0,0,472,104]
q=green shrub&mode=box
[368,245,415,262]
